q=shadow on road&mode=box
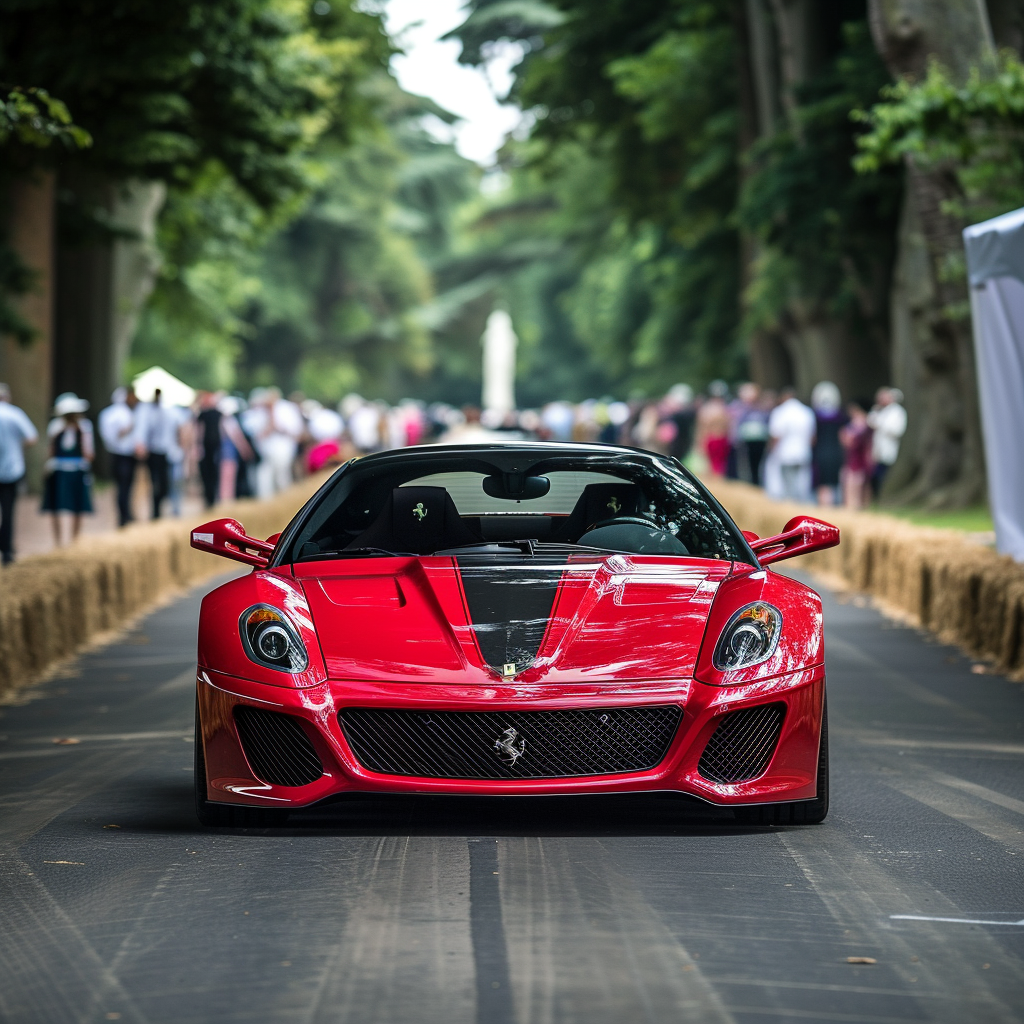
[125,779,776,838]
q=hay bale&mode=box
[0,476,326,699]
[710,479,1024,677]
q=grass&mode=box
[878,505,993,533]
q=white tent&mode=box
[131,366,196,409]
[964,207,1024,561]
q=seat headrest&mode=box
[578,482,642,528]
[391,486,449,554]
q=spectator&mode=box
[840,403,872,509]
[811,381,846,507]
[767,387,816,503]
[166,402,193,517]
[217,397,256,503]
[0,382,38,565]
[733,383,769,484]
[697,381,732,478]
[868,386,907,497]
[247,387,304,497]
[42,392,94,545]
[347,398,383,454]
[661,384,696,462]
[98,387,139,527]
[195,392,223,508]
[134,388,177,519]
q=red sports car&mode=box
[190,442,838,827]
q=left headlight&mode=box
[713,602,782,671]
[239,604,309,674]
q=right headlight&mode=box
[239,604,309,674]
[713,602,782,670]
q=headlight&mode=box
[713,603,782,670]
[239,604,309,673]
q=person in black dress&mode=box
[42,392,94,545]
[811,381,847,506]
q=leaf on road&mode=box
[846,957,877,964]
[52,737,80,744]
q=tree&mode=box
[0,0,391,410]
[863,0,995,506]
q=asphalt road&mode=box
[1,572,1023,1024]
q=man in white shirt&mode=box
[767,388,816,503]
[99,387,139,527]
[134,389,180,519]
[868,387,908,496]
[247,388,304,498]
[0,383,38,564]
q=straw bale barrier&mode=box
[0,476,325,700]
[710,480,1024,679]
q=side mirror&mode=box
[749,515,839,566]
[191,518,276,568]
[741,530,760,544]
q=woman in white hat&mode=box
[41,392,94,545]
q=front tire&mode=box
[734,695,829,826]
[194,697,288,828]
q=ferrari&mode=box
[190,442,838,826]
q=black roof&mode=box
[349,441,673,473]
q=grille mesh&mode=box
[698,703,785,783]
[234,706,324,787]
[339,705,682,779]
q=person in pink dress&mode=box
[840,403,872,509]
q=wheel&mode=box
[734,695,829,826]
[194,697,288,828]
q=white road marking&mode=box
[891,915,1024,927]
[847,735,1024,756]
[924,770,1024,817]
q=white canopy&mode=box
[964,208,1024,561]
[132,366,196,408]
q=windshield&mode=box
[275,449,750,564]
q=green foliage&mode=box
[0,86,91,151]
[131,74,480,403]
[855,51,1024,223]
[440,0,745,397]
[0,0,390,208]
[739,22,902,335]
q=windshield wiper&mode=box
[296,546,405,562]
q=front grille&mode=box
[339,705,682,779]
[698,703,785,783]
[234,706,323,787]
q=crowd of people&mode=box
[619,380,908,508]
[0,376,907,565]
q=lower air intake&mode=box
[339,705,681,779]
[698,703,785,783]
[234,706,323,787]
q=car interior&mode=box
[293,478,711,560]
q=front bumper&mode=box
[196,666,825,808]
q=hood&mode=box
[296,554,734,684]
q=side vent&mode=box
[698,703,785,784]
[234,706,323,787]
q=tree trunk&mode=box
[986,0,1024,54]
[53,173,165,438]
[742,0,889,404]
[868,0,993,506]
[0,171,55,490]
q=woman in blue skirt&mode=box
[42,392,94,545]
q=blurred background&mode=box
[1,0,1022,555]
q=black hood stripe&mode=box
[456,560,566,673]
